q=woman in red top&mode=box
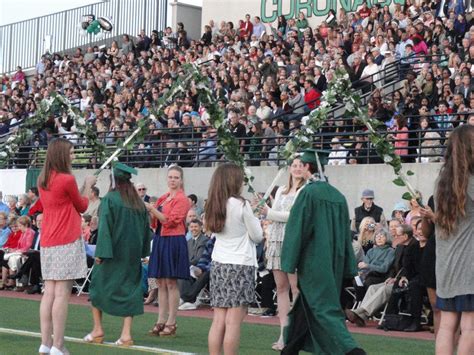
[146,165,190,337]
[0,218,22,289]
[2,216,35,284]
[37,138,96,355]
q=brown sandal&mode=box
[159,323,177,337]
[148,322,165,336]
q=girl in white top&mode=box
[205,163,263,355]
[254,157,307,351]
[360,53,381,88]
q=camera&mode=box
[368,223,376,230]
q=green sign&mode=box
[260,0,406,23]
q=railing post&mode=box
[8,25,13,73]
[34,19,40,62]
[63,12,68,51]
[143,0,147,31]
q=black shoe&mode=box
[404,321,421,332]
[26,285,42,294]
[261,308,276,317]
[344,309,366,327]
[7,273,22,280]
[346,347,367,355]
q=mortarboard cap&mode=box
[112,162,137,179]
[298,149,330,166]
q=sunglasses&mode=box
[138,188,147,191]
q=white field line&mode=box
[0,327,195,355]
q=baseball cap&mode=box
[361,189,375,199]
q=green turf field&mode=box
[0,297,434,354]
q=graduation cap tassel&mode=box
[111,165,116,189]
[315,151,327,182]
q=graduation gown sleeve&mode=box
[95,196,114,259]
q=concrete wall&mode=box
[171,1,202,40]
[202,0,405,32]
[73,162,441,219]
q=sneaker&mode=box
[248,307,267,316]
[261,308,276,317]
[178,302,198,311]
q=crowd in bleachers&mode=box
[0,1,473,167]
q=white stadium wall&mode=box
[70,162,441,219]
[0,162,440,219]
[202,0,406,30]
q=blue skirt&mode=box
[436,294,474,312]
[148,234,190,279]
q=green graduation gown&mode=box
[90,191,151,317]
[281,180,359,355]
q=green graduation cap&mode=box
[112,162,138,179]
[298,149,330,166]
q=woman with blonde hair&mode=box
[146,165,190,337]
[206,163,263,355]
[357,216,376,254]
[37,138,96,355]
[254,158,307,351]
[434,125,474,355]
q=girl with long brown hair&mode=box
[253,157,307,351]
[206,163,263,355]
[434,125,474,355]
[38,138,96,355]
[146,165,190,337]
[85,163,151,347]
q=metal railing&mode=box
[0,0,167,73]
[5,113,467,169]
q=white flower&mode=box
[244,167,252,178]
[320,101,329,108]
[0,151,7,158]
[383,155,393,163]
[301,116,309,126]
[301,136,310,143]
[344,73,350,80]
[305,127,314,134]
[7,136,16,143]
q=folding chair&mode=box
[344,286,362,311]
[74,266,94,296]
[196,283,211,306]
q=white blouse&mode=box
[212,197,263,267]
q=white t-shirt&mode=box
[211,197,263,267]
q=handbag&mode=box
[381,314,412,331]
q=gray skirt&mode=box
[41,238,88,281]
[210,261,256,308]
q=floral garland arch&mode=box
[0,63,419,201]
[0,94,107,167]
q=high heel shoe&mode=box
[148,322,165,336]
[144,297,156,305]
[271,342,284,351]
[144,290,157,305]
[83,333,104,344]
[159,323,177,337]
[115,338,134,347]
[38,344,51,354]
